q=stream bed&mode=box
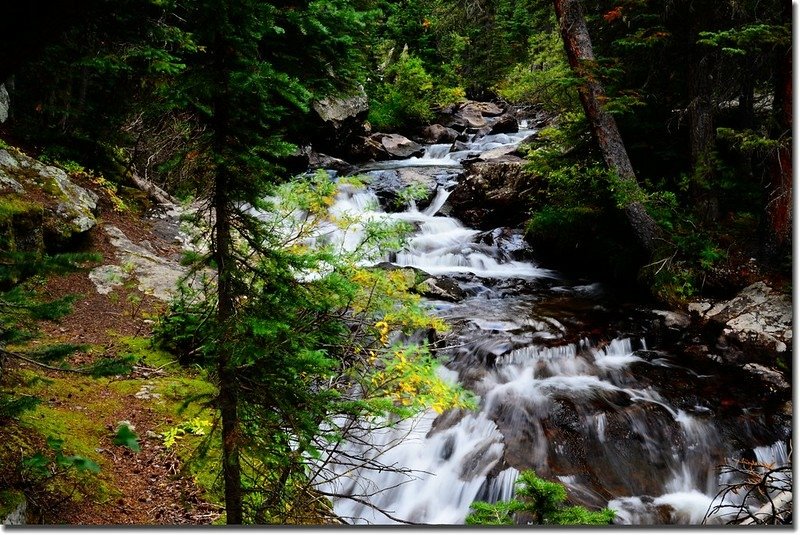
[311,124,791,525]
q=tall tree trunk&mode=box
[763,16,792,262]
[687,0,719,222]
[552,0,663,255]
[212,22,244,524]
[214,183,244,524]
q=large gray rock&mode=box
[419,124,459,144]
[464,101,504,117]
[365,167,440,211]
[438,101,507,133]
[417,276,466,302]
[0,148,99,247]
[311,86,371,159]
[312,87,369,126]
[379,134,424,159]
[307,152,354,175]
[0,84,9,123]
[693,281,792,355]
[89,225,189,301]
[487,113,519,135]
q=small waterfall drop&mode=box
[307,122,790,526]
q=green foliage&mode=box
[162,417,211,448]
[495,30,578,113]
[697,23,791,53]
[22,437,101,480]
[113,424,141,452]
[159,175,472,522]
[368,51,463,131]
[466,470,615,526]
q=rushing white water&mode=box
[310,121,790,526]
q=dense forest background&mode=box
[0,0,791,525]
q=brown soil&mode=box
[18,181,220,525]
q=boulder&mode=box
[350,133,425,162]
[474,145,523,163]
[0,148,98,249]
[419,124,459,144]
[312,86,369,126]
[311,86,370,158]
[487,113,518,135]
[365,167,439,211]
[417,276,466,302]
[464,101,505,117]
[438,102,488,132]
[693,281,792,357]
[741,363,790,393]
[307,152,354,176]
[379,133,424,159]
[449,160,541,229]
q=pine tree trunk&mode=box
[552,0,663,254]
[214,188,244,524]
[687,1,719,222]
[212,22,244,524]
[764,21,792,262]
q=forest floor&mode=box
[1,178,223,525]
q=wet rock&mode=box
[437,101,499,132]
[464,101,505,117]
[741,363,790,393]
[307,151,354,175]
[473,145,524,164]
[449,160,541,229]
[357,133,425,161]
[487,113,519,135]
[450,140,472,153]
[365,168,439,211]
[419,124,459,144]
[379,133,424,159]
[418,276,466,302]
[475,227,532,261]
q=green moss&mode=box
[118,336,178,369]
[0,197,42,220]
[20,405,106,464]
[0,197,44,253]
[0,489,25,519]
[41,176,64,199]
[105,379,145,397]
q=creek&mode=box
[310,122,791,525]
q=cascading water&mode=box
[310,123,791,525]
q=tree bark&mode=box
[687,0,719,222]
[763,16,792,262]
[212,21,244,524]
[552,0,664,254]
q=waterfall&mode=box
[307,124,790,526]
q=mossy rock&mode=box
[0,489,26,524]
[0,148,99,251]
[0,197,44,253]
